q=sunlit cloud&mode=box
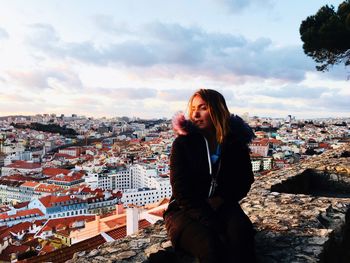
[26,22,313,83]
[6,68,83,90]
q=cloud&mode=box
[27,22,313,83]
[253,85,329,99]
[93,15,134,35]
[215,0,275,13]
[0,27,9,39]
[93,87,158,100]
[157,89,194,101]
[7,68,83,90]
[27,23,60,50]
[314,91,350,112]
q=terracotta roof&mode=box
[42,168,70,177]
[5,174,44,182]
[36,215,95,237]
[40,243,55,254]
[268,138,283,144]
[0,179,23,187]
[13,201,30,209]
[5,161,41,169]
[0,208,44,221]
[39,195,84,208]
[21,181,40,188]
[35,183,63,193]
[20,219,151,263]
[104,216,126,228]
[21,234,105,263]
[0,221,32,240]
[49,172,84,183]
[106,219,151,240]
[149,208,166,218]
[251,138,269,146]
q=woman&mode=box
[164,89,256,263]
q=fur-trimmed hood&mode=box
[172,111,255,144]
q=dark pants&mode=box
[177,204,256,263]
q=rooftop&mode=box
[5,160,41,169]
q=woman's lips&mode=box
[195,120,203,126]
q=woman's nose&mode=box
[193,110,200,118]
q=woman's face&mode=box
[191,95,214,132]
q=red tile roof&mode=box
[21,181,40,188]
[251,138,269,146]
[5,161,41,169]
[0,221,32,240]
[20,219,152,263]
[13,201,30,209]
[39,195,84,208]
[42,168,70,177]
[149,208,166,218]
[35,183,63,193]
[40,243,55,254]
[37,215,94,237]
[0,208,44,221]
[21,234,105,263]
[106,219,151,240]
[49,172,84,183]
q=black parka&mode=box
[164,114,255,246]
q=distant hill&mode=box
[12,122,78,136]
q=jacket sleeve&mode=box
[222,143,254,203]
[170,137,214,222]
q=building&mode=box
[28,195,88,219]
[0,208,44,226]
[86,192,122,214]
[46,171,85,189]
[121,164,172,206]
[1,161,42,176]
[250,139,270,157]
[58,147,82,157]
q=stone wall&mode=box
[69,143,350,263]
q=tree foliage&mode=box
[300,1,350,71]
[12,122,78,136]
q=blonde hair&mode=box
[188,89,231,144]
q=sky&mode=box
[0,0,349,119]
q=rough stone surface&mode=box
[67,143,350,263]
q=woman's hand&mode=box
[207,196,224,211]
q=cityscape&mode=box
[0,113,349,261]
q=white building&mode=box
[121,164,172,206]
[85,167,131,190]
[251,159,262,172]
[262,157,273,170]
[85,163,172,207]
